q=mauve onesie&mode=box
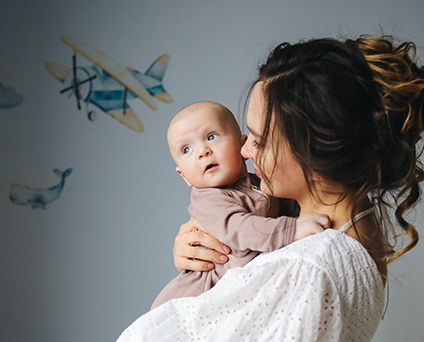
[151,174,298,310]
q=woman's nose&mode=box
[241,141,251,160]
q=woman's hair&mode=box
[250,35,424,264]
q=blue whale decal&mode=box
[10,168,73,209]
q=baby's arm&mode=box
[272,197,330,241]
[189,188,329,253]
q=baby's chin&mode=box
[195,178,237,189]
[196,181,230,189]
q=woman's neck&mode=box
[298,190,387,280]
[298,193,356,230]
[298,192,376,247]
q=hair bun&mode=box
[352,36,424,141]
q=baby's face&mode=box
[168,108,247,188]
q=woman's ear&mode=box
[176,167,193,187]
[311,172,321,182]
[311,171,325,182]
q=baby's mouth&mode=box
[205,164,218,172]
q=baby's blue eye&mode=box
[208,133,218,141]
[182,146,192,154]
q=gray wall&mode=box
[1,1,423,341]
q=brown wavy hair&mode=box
[250,35,424,266]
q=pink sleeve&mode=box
[188,188,296,252]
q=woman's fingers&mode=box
[174,256,214,272]
[187,230,230,255]
[174,244,229,272]
[185,242,229,264]
[174,231,229,266]
[173,219,230,272]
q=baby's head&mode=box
[167,101,248,188]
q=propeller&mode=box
[59,53,97,109]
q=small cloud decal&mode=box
[0,82,23,109]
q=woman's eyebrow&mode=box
[247,125,261,137]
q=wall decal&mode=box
[10,168,73,210]
[45,36,174,132]
[0,81,23,109]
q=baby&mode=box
[151,101,327,309]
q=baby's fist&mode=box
[294,213,331,241]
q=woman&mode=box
[117,36,423,341]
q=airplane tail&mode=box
[145,54,170,82]
[45,61,72,82]
[127,54,174,104]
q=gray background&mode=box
[0,0,423,341]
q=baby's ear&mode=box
[176,167,193,187]
[240,134,248,146]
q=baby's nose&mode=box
[198,147,212,158]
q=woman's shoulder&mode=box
[247,230,385,331]
[254,229,383,287]
[257,229,362,259]
[294,229,369,263]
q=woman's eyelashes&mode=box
[247,132,261,149]
[252,137,262,148]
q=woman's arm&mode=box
[173,217,231,272]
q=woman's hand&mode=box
[173,217,231,272]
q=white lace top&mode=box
[117,215,385,342]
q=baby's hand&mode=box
[294,213,331,241]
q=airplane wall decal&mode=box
[45,36,173,132]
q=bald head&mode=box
[167,101,241,146]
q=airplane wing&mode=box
[153,90,174,104]
[88,90,144,132]
[60,36,157,111]
[107,107,144,132]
